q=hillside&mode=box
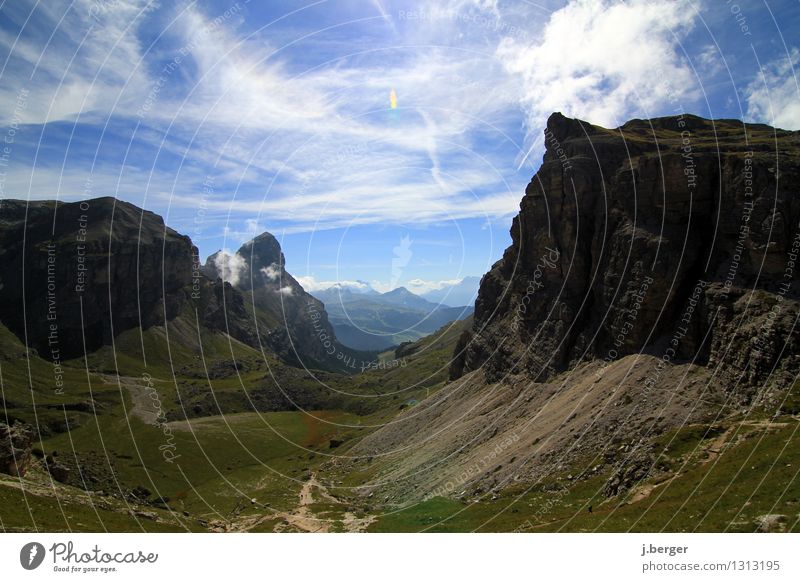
[319,113,800,530]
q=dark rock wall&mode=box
[204,232,359,370]
[0,197,258,359]
[455,113,799,393]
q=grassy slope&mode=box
[1,314,470,531]
[368,411,800,532]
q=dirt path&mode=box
[629,474,681,504]
[229,472,375,533]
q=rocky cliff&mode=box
[453,113,799,397]
[204,232,363,371]
[0,197,255,359]
[337,113,799,505]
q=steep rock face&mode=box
[0,197,256,359]
[454,113,799,395]
[204,233,359,370]
[194,278,258,347]
[204,232,285,291]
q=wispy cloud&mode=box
[745,47,800,130]
[1,0,528,235]
[5,0,788,251]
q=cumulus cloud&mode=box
[260,264,281,282]
[497,0,698,164]
[745,48,800,130]
[277,286,294,296]
[212,250,247,287]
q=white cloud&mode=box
[0,0,156,125]
[295,277,374,293]
[1,0,717,239]
[0,0,525,234]
[745,48,800,130]
[212,250,247,287]
[405,277,464,295]
[277,285,294,296]
[260,263,281,282]
[368,280,394,294]
[160,187,521,233]
[497,0,698,164]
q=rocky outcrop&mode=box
[0,197,264,359]
[0,198,196,359]
[454,113,799,397]
[194,277,258,347]
[0,422,34,477]
[204,233,363,371]
[0,196,354,372]
[204,232,286,292]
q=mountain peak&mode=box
[239,231,284,270]
[545,111,597,142]
[203,231,286,291]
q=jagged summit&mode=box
[202,231,360,370]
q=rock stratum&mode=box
[453,113,799,396]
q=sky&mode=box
[0,0,798,294]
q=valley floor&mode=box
[2,412,798,533]
[1,319,797,533]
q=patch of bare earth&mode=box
[230,473,374,532]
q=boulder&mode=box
[0,422,35,477]
[756,514,787,533]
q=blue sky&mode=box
[0,0,798,294]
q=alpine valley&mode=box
[1,113,798,533]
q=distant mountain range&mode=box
[420,276,481,307]
[313,285,473,351]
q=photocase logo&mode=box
[20,542,46,570]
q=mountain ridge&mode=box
[312,284,473,351]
